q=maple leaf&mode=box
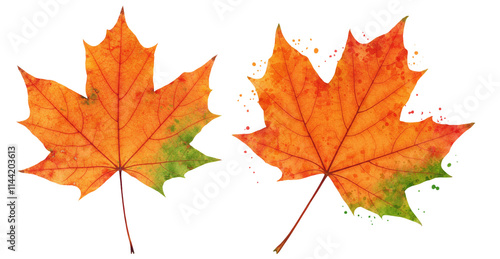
[236,18,473,253]
[19,8,217,253]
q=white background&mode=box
[1,0,500,258]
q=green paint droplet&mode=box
[418,190,420,192]
[436,186,440,190]
[368,215,371,218]
[447,163,451,167]
[432,184,436,189]
[344,211,347,214]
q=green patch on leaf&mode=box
[353,158,450,224]
[149,120,218,195]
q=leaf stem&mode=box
[274,174,328,253]
[119,170,135,254]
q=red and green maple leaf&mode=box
[19,9,217,253]
[236,18,473,253]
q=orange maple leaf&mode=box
[19,9,217,253]
[236,18,473,253]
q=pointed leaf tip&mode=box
[346,28,356,41]
[275,24,283,35]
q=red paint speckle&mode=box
[245,126,250,130]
